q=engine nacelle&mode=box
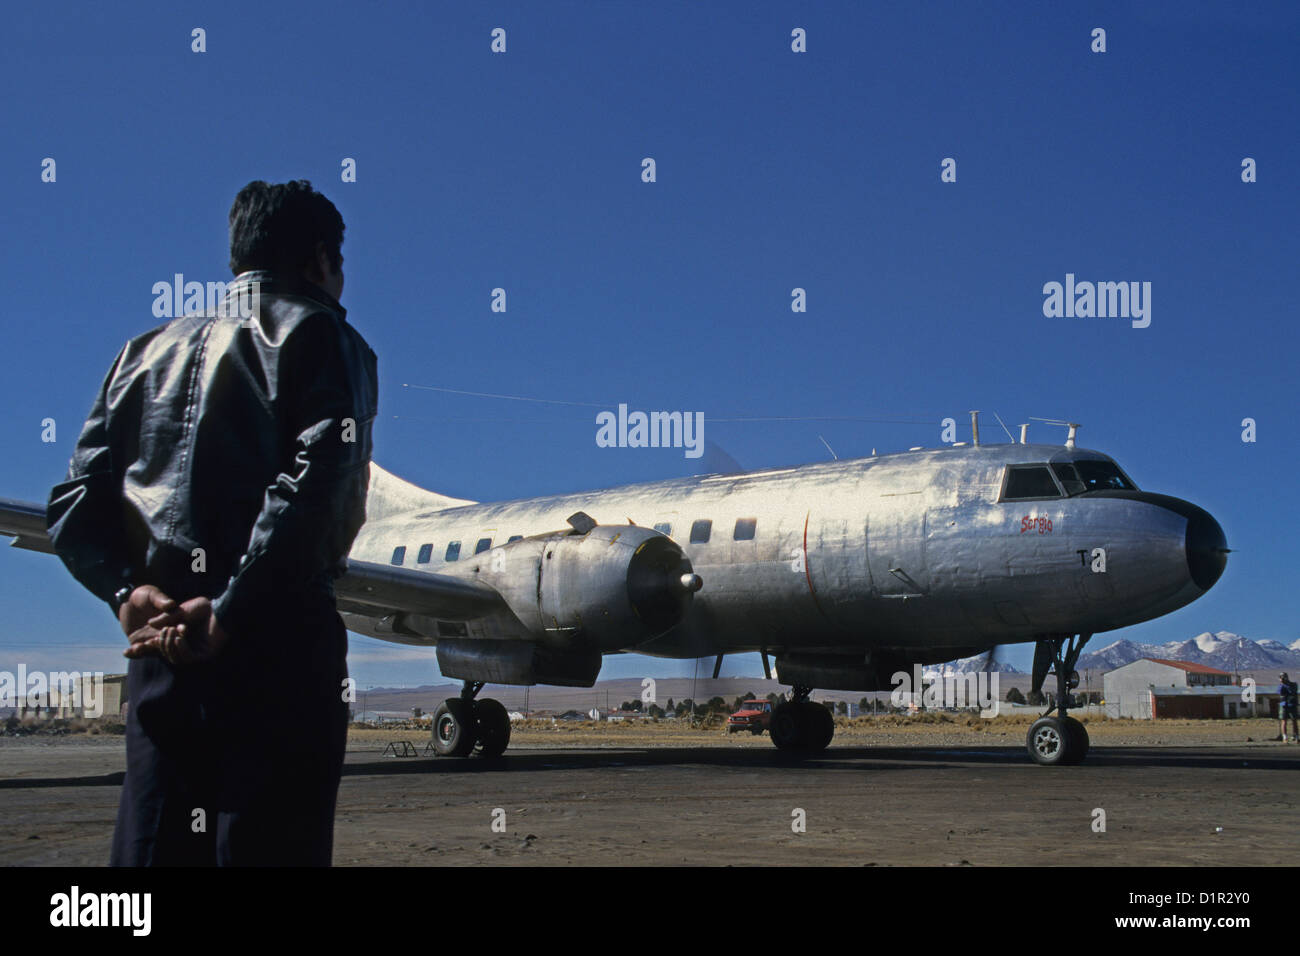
[453,521,701,651]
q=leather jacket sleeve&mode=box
[46,343,136,615]
[210,311,375,638]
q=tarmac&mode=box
[2,727,1298,866]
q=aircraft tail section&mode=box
[366,462,476,523]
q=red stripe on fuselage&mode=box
[803,511,827,619]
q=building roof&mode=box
[1143,658,1232,675]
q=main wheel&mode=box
[800,702,834,753]
[1026,716,1079,766]
[770,702,805,751]
[432,698,478,757]
[472,698,511,758]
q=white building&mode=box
[1102,658,1272,719]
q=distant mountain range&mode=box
[1075,631,1300,673]
[930,631,1300,676]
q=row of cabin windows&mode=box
[390,461,1138,564]
[388,518,761,565]
[668,517,757,544]
[391,535,525,566]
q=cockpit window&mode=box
[1002,465,1062,500]
[1052,459,1136,494]
[1050,463,1086,496]
[1074,459,1134,491]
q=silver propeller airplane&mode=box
[0,418,1228,765]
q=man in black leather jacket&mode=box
[46,180,378,865]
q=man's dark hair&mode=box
[228,180,345,277]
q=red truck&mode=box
[727,699,774,735]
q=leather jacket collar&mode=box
[226,271,346,319]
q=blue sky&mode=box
[0,1,1295,688]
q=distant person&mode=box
[1278,673,1299,743]
[46,180,378,865]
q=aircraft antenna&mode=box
[1029,417,1082,448]
[991,411,1015,443]
[817,435,839,460]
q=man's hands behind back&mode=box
[122,587,231,666]
[118,584,177,640]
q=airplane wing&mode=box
[0,497,505,624]
[0,497,55,554]
[333,559,506,620]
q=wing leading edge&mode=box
[0,497,54,554]
[333,559,505,620]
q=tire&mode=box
[770,702,804,751]
[432,698,478,757]
[1059,716,1089,765]
[750,725,764,736]
[801,702,834,753]
[472,698,511,758]
[1027,716,1073,766]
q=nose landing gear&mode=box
[1026,634,1092,766]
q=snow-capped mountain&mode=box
[1076,639,1147,670]
[925,653,1023,677]
[1076,631,1300,672]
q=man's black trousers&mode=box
[110,604,349,866]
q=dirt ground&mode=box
[3,715,1298,866]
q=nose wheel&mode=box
[1027,715,1089,765]
[431,682,512,758]
[1026,634,1092,766]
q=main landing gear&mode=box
[770,685,835,755]
[431,682,511,758]
[1026,634,1092,766]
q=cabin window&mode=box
[690,519,712,543]
[475,537,492,554]
[507,535,523,543]
[417,543,433,564]
[390,546,406,566]
[654,522,672,537]
[733,517,757,541]
[445,541,461,561]
[1002,465,1062,500]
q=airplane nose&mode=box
[1185,506,1228,591]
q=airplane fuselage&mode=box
[341,443,1227,671]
